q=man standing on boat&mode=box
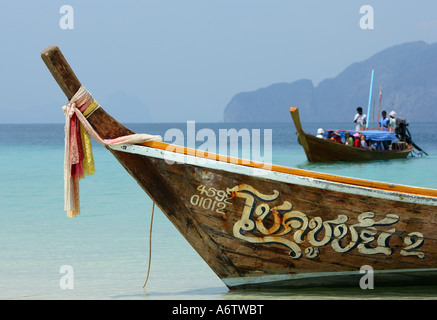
[379,110,390,150]
[388,111,397,132]
[379,110,389,131]
[353,107,367,131]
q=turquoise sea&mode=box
[1,121,436,300]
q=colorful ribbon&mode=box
[63,86,161,217]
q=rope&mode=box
[143,202,155,289]
[61,87,160,288]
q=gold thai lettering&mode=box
[228,184,425,259]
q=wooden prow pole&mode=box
[41,45,82,100]
[289,107,304,134]
[41,45,134,138]
[289,107,313,162]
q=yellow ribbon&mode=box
[79,100,99,178]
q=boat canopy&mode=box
[323,130,397,142]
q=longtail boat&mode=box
[42,46,437,289]
[290,107,415,163]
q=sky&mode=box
[1,1,437,123]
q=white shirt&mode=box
[354,113,367,131]
[388,117,396,130]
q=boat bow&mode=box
[42,46,437,289]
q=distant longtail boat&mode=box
[290,107,415,163]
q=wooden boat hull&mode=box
[290,107,413,162]
[41,46,437,289]
[109,143,437,288]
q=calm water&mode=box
[1,122,436,300]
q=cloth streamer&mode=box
[63,86,162,217]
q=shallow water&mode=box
[1,122,436,300]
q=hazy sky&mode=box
[1,1,437,123]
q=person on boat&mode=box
[353,133,361,147]
[353,107,367,131]
[388,111,397,132]
[333,131,342,143]
[374,140,384,150]
[379,110,389,131]
[367,139,376,150]
[360,134,368,149]
[380,111,391,150]
[328,131,341,143]
[344,132,354,146]
[316,128,324,138]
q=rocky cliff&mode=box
[224,41,437,123]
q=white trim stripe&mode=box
[109,144,437,207]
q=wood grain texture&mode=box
[41,46,81,100]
